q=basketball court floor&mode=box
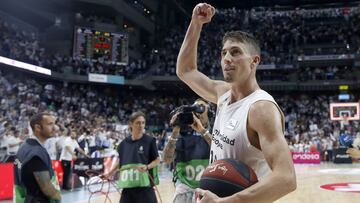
[1,162,359,203]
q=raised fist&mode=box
[192,3,216,25]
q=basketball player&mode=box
[163,99,212,202]
[103,111,160,203]
[176,3,296,202]
[14,113,61,203]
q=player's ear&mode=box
[250,55,260,70]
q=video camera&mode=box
[170,104,206,127]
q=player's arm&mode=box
[226,101,296,203]
[176,3,229,104]
[347,148,360,158]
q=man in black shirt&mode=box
[103,111,160,203]
[14,113,61,203]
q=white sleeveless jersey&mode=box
[211,89,283,179]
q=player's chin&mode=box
[223,75,233,83]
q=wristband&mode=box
[201,130,209,136]
[169,137,177,142]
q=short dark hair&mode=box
[129,111,146,123]
[222,31,260,55]
[194,98,214,120]
[194,98,210,110]
[30,112,52,131]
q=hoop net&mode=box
[340,115,349,130]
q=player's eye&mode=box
[231,49,241,56]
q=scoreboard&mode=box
[73,26,128,65]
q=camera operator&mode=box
[163,98,213,203]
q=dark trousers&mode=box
[61,160,72,190]
[120,187,157,203]
[326,150,333,161]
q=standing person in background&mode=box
[176,3,296,202]
[103,111,160,203]
[44,125,61,161]
[163,98,212,203]
[6,130,23,156]
[13,112,61,203]
[59,129,90,190]
[88,128,97,155]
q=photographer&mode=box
[163,98,212,203]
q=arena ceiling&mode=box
[183,0,360,9]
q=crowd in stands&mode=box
[151,6,360,78]
[1,6,360,79]
[0,69,184,161]
[0,17,158,79]
[1,68,360,162]
[1,5,360,163]
[298,65,356,81]
[278,93,360,161]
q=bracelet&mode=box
[201,130,210,136]
[169,137,177,142]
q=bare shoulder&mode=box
[248,100,283,134]
[249,100,281,117]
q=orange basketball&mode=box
[199,159,258,197]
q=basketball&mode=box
[199,159,258,197]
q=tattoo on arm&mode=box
[163,140,177,163]
[33,171,61,200]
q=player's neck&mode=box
[229,80,260,103]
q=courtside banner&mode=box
[292,152,321,164]
[73,158,104,177]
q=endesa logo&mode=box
[292,152,321,164]
[320,182,360,193]
[293,153,320,160]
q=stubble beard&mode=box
[224,74,234,83]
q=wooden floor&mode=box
[74,162,360,203]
